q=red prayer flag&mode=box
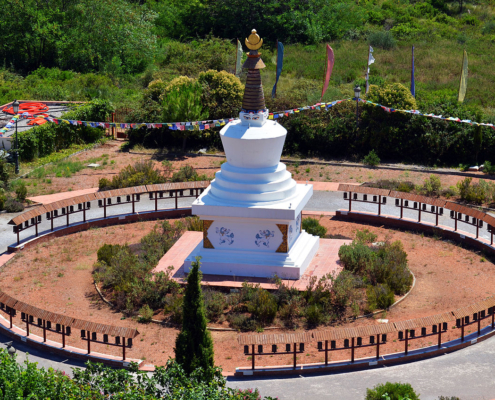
[321,45,335,102]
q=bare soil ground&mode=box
[1,218,494,373]
[22,140,490,198]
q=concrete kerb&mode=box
[129,150,495,182]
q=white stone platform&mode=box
[184,230,319,280]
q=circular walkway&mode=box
[1,186,495,399]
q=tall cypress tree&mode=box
[174,256,214,379]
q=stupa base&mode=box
[184,231,319,280]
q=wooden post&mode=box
[83,205,86,222]
[35,218,38,237]
[418,203,422,222]
[26,315,29,336]
[123,337,126,360]
[62,325,65,348]
[351,337,355,363]
[400,199,403,219]
[104,201,107,219]
[491,231,494,246]
[9,311,12,328]
[132,194,135,214]
[461,318,465,342]
[251,344,255,370]
[476,222,479,239]
[51,211,54,231]
[325,340,328,365]
[175,190,178,209]
[478,312,481,335]
[376,334,380,359]
[16,227,19,245]
[349,192,352,212]
[293,343,297,369]
[87,334,91,354]
[43,320,46,342]
[112,112,115,139]
[435,208,439,226]
[378,195,381,216]
[405,330,409,355]
[66,208,69,226]
[155,192,158,211]
[455,216,458,232]
[438,323,441,348]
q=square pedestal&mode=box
[184,230,319,280]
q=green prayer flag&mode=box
[235,39,243,77]
[458,50,468,103]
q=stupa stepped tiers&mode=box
[184,30,319,279]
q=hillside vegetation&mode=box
[2,0,495,165]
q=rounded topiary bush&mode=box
[367,82,417,110]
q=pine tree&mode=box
[174,256,215,380]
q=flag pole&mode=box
[274,40,278,98]
[235,38,238,76]
[321,46,327,102]
[365,45,371,93]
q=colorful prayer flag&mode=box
[272,41,284,98]
[365,46,375,94]
[235,39,243,77]
[411,46,415,97]
[458,50,468,103]
[321,44,335,101]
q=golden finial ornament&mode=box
[245,29,263,51]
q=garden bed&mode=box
[1,218,495,373]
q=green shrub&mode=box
[355,229,377,244]
[368,30,396,49]
[227,313,257,331]
[363,150,381,166]
[171,165,208,182]
[397,181,415,193]
[248,288,278,325]
[0,194,5,210]
[4,197,24,213]
[185,216,203,231]
[15,182,27,202]
[96,243,123,265]
[93,221,182,313]
[420,174,442,197]
[204,290,227,322]
[338,241,374,275]
[302,217,327,237]
[456,177,494,204]
[304,304,325,327]
[367,83,417,110]
[483,160,495,175]
[367,283,395,311]
[99,160,166,190]
[164,291,184,325]
[198,70,244,119]
[370,241,412,294]
[278,299,301,327]
[366,382,420,400]
[138,304,154,323]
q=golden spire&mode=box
[245,29,263,51]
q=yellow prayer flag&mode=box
[458,50,468,103]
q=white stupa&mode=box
[184,30,319,279]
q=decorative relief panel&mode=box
[216,227,234,245]
[276,224,288,253]
[255,229,275,248]
[203,220,214,249]
[296,213,302,233]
